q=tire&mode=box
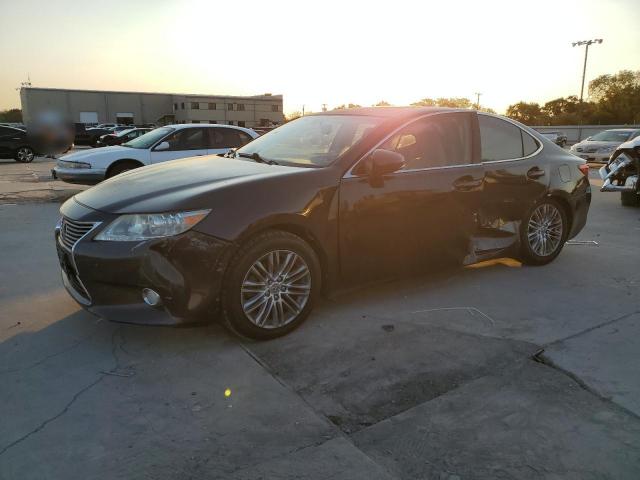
[106,161,142,179]
[15,146,35,163]
[222,230,321,340]
[621,191,640,207]
[520,198,568,266]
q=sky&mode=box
[1,0,639,115]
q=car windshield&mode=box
[122,127,173,149]
[235,115,383,167]
[590,130,633,142]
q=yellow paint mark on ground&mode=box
[466,257,522,269]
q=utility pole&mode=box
[474,92,482,110]
[302,105,305,116]
[572,39,603,140]
[321,103,327,112]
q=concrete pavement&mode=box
[0,174,639,479]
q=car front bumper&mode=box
[55,199,234,325]
[52,166,106,185]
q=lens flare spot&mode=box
[224,388,232,397]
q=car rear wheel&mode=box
[620,191,640,207]
[15,146,35,163]
[222,230,321,340]
[520,199,567,265]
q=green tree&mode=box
[285,111,302,122]
[410,98,437,107]
[373,100,392,107]
[589,70,640,124]
[0,109,22,122]
[434,97,473,109]
[506,102,546,125]
[333,103,362,110]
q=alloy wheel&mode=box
[527,203,563,257]
[240,250,311,329]
[17,147,34,162]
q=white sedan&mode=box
[53,124,259,184]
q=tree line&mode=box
[506,70,640,126]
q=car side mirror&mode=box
[363,149,405,187]
[155,141,170,151]
[585,136,591,141]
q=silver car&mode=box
[570,128,640,163]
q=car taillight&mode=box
[578,164,589,177]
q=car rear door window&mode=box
[479,115,525,161]
[379,113,473,170]
[522,130,540,156]
[209,128,252,149]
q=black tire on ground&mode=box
[519,198,568,266]
[106,161,142,178]
[14,146,35,163]
[222,230,321,340]
[620,191,640,207]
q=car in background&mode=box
[0,124,40,162]
[53,124,258,184]
[570,128,640,163]
[540,131,567,147]
[74,127,113,147]
[96,128,152,147]
[54,108,591,339]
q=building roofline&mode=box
[21,86,282,100]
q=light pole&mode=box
[474,92,482,110]
[572,39,602,139]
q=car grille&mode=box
[60,217,97,250]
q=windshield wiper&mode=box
[237,152,278,165]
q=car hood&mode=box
[572,140,620,150]
[59,145,136,162]
[74,155,303,214]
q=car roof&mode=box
[163,123,257,134]
[313,106,463,119]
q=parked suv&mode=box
[53,124,258,184]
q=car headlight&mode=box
[95,210,210,241]
[57,160,91,169]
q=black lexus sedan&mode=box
[55,108,591,339]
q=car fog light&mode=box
[142,288,161,306]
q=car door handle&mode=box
[527,167,545,179]
[453,175,483,191]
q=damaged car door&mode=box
[475,114,548,257]
[338,112,484,281]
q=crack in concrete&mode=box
[0,375,105,457]
[0,327,100,375]
[543,310,640,347]
[0,326,131,457]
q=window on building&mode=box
[228,121,234,125]
[174,103,178,111]
[191,102,199,109]
[227,103,234,111]
[271,105,279,112]
[238,121,246,127]
[181,102,185,109]
[209,120,217,124]
[192,120,200,123]
[208,102,216,110]
[237,104,245,111]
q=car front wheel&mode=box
[222,230,321,339]
[15,146,35,163]
[520,199,568,265]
